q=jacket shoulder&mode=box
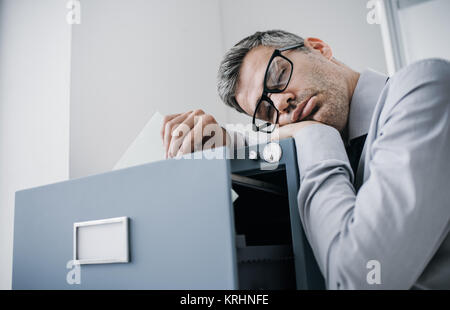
[378,58,450,124]
[391,58,450,85]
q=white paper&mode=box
[113,112,240,203]
[113,111,166,170]
[231,188,239,203]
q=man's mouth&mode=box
[291,94,318,122]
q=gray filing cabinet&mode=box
[12,138,324,289]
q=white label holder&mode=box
[73,216,129,265]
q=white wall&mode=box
[0,0,71,289]
[398,0,450,64]
[69,0,226,178]
[69,0,387,179]
[219,0,388,124]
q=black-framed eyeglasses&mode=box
[252,43,304,133]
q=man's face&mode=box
[235,44,350,132]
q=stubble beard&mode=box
[299,59,350,132]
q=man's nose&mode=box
[270,92,294,113]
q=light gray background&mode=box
[0,0,71,290]
[69,0,226,178]
[398,0,450,64]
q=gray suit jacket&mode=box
[293,59,450,289]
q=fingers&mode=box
[168,110,205,157]
[163,111,193,158]
[203,126,227,151]
[163,109,210,158]
[177,120,205,157]
[177,114,218,156]
[162,110,226,158]
[161,113,181,141]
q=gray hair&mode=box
[217,30,308,114]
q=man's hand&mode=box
[161,110,228,158]
[271,120,322,141]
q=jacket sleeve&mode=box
[294,59,450,289]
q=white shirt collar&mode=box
[348,69,388,141]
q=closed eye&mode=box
[277,68,286,85]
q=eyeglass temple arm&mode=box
[252,122,273,133]
[278,42,304,52]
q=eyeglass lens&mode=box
[254,99,277,132]
[265,56,292,91]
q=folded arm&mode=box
[294,59,450,289]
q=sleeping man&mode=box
[161,30,450,289]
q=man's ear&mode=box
[304,37,333,60]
